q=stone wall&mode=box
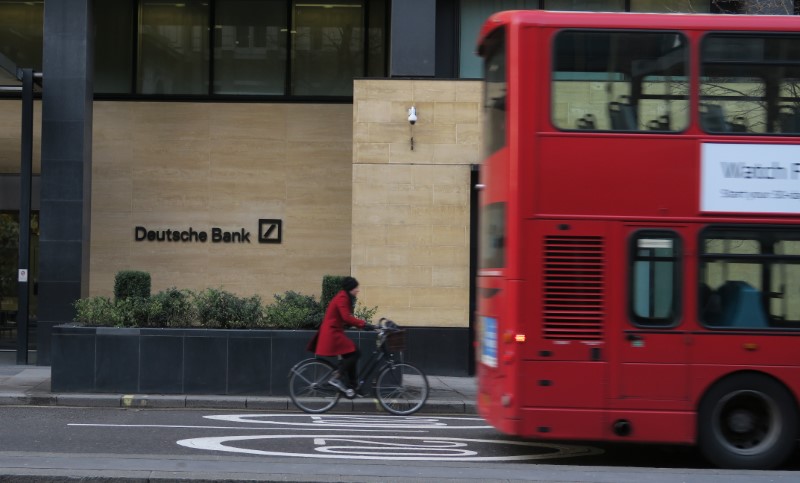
[352,79,482,327]
[89,101,354,301]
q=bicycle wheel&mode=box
[375,362,429,415]
[288,358,340,413]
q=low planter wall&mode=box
[51,325,470,395]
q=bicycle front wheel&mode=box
[375,362,429,415]
[288,359,340,413]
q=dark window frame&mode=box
[95,0,390,101]
[628,229,682,327]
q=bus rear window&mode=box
[483,28,506,157]
[480,202,506,269]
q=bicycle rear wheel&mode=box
[288,358,340,413]
[375,362,429,415]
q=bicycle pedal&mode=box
[344,388,356,398]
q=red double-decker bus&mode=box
[475,10,800,470]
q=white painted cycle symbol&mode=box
[178,434,603,461]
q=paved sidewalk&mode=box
[0,362,477,414]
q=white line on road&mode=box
[204,414,492,429]
[67,423,425,433]
[177,434,604,461]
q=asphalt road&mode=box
[1,406,799,482]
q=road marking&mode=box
[177,434,604,461]
[204,414,492,429]
[68,423,424,433]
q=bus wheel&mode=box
[698,373,798,469]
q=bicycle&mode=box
[288,318,430,415]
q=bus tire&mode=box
[697,373,798,469]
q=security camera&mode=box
[408,106,417,125]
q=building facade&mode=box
[0,0,797,367]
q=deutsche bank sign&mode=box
[134,219,282,245]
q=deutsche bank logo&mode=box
[259,219,282,244]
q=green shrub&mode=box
[265,291,324,330]
[114,296,151,327]
[354,302,379,323]
[194,288,265,329]
[114,270,151,301]
[321,275,346,311]
[146,288,196,328]
[74,296,123,326]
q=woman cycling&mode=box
[309,276,373,393]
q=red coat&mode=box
[313,290,366,356]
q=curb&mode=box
[0,393,476,414]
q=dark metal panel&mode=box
[38,0,94,365]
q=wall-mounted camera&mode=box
[408,106,417,125]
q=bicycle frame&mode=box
[352,334,398,394]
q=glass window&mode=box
[630,0,710,12]
[701,34,800,135]
[291,0,364,96]
[459,0,538,79]
[700,227,800,329]
[0,211,39,348]
[482,28,506,157]
[545,0,624,11]
[552,30,689,132]
[0,0,43,71]
[95,0,134,94]
[214,0,287,95]
[480,202,506,269]
[630,233,680,326]
[138,0,210,95]
[366,0,386,78]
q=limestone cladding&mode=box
[89,101,354,303]
[352,79,482,328]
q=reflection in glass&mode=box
[292,0,364,96]
[545,0,624,11]
[0,0,43,71]
[95,0,134,94]
[214,0,287,95]
[138,0,209,95]
[631,0,710,13]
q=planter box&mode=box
[51,325,470,395]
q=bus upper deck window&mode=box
[552,30,688,133]
[701,34,800,135]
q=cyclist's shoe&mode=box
[328,377,348,392]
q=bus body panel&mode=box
[603,410,695,443]
[537,136,699,218]
[518,360,606,409]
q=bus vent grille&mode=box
[542,236,604,340]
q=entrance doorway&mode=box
[0,210,39,358]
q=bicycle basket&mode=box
[385,329,406,352]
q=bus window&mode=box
[700,227,800,329]
[701,34,800,135]
[629,232,680,326]
[552,30,688,132]
[479,202,506,269]
[482,28,506,157]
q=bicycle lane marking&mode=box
[204,414,492,429]
[177,434,604,461]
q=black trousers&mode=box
[339,349,360,387]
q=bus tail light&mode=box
[501,393,513,407]
[514,333,526,343]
